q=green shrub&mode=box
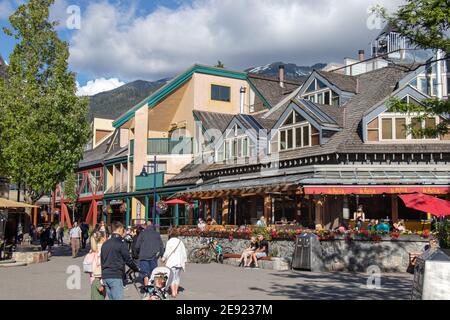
[436,220,450,249]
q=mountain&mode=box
[246,62,326,81]
[88,61,326,121]
[88,79,168,121]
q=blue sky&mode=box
[0,0,403,95]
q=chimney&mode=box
[239,86,246,114]
[279,64,285,88]
[358,50,365,61]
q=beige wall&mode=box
[134,107,149,177]
[146,154,193,183]
[92,118,114,148]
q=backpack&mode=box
[83,252,96,273]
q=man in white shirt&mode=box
[69,221,82,258]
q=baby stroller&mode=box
[127,266,173,300]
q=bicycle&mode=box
[188,238,233,264]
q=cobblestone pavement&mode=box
[0,244,414,300]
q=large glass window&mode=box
[395,118,407,139]
[211,85,231,102]
[382,118,393,139]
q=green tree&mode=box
[375,0,450,136]
[0,0,90,203]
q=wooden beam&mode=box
[264,194,271,224]
[222,198,229,225]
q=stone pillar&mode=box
[222,198,229,225]
[391,194,399,222]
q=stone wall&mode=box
[12,251,48,264]
[178,235,429,272]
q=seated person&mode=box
[250,235,269,268]
[206,215,217,226]
[336,222,348,233]
[393,220,406,232]
[367,219,377,232]
[423,238,438,252]
[315,224,323,232]
[240,236,258,267]
[376,220,390,232]
[280,217,288,225]
[256,216,267,227]
[197,219,206,231]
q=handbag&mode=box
[83,252,96,273]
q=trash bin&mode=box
[292,233,323,272]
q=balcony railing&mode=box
[135,171,165,191]
[147,138,193,155]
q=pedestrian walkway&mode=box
[0,246,414,300]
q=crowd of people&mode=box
[77,220,187,301]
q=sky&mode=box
[0,0,404,96]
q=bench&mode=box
[223,253,272,261]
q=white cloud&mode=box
[76,77,125,96]
[0,0,15,19]
[69,0,404,80]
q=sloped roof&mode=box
[292,99,343,127]
[165,161,208,187]
[193,110,235,133]
[316,70,358,93]
[248,73,303,112]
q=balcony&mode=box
[135,171,165,191]
[147,138,193,155]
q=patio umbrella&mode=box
[163,199,189,205]
[399,193,450,217]
[0,198,39,209]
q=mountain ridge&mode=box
[88,62,326,121]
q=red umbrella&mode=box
[163,199,189,205]
[399,193,450,217]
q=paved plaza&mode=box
[0,245,415,300]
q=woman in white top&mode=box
[89,231,107,300]
[162,235,187,298]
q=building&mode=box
[173,55,450,231]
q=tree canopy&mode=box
[0,0,90,202]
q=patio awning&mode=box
[303,185,450,195]
[0,198,39,209]
[177,173,308,199]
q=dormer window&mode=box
[278,111,319,151]
[303,79,340,106]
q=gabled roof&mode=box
[315,70,358,93]
[247,73,303,111]
[292,99,343,127]
[112,64,248,128]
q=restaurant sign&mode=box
[303,185,450,195]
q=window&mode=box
[395,118,407,139]
[221,136,252,160]
[367,118,379,141]
[211,85,231,102]
[146,161,167,174]
[303,126,310,147]
[279,119,314,151]
[374,114,439,141]
[381,118,393,139]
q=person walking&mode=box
[80,221,90,249]
[69,222,82,258]
[162,235,187,298]
[47,224,56,254]
[89,231,107,300]
[57,223,65,246]
[101,221,139,300]
[40,225,50,251]
[135,221,165,291]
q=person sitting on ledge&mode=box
[197,219,206,231]
[249,234,269,269]
[256,216,267,227]
[239,236,258,267]
[280,217,288,225]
